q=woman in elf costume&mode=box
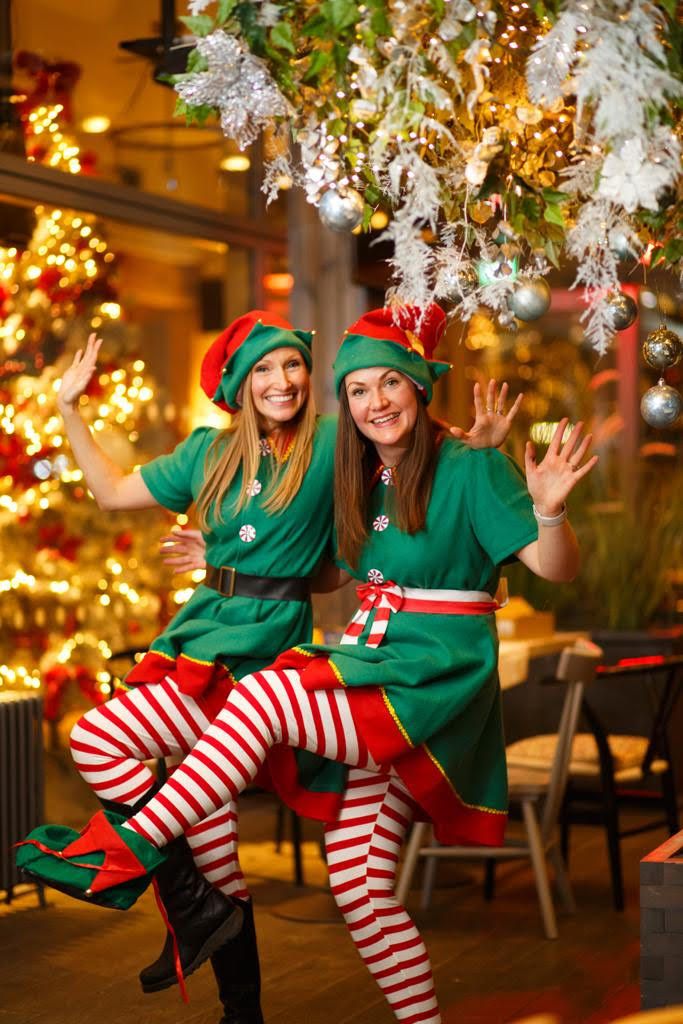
[18,304,584,1024]
[47,310,337,1023]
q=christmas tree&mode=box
[0,54,184,721]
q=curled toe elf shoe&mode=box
[15,809,166,910]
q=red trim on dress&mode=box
[259,745,343,823]
[277,650,507,847]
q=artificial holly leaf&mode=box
[544,238,561,268]
[270,22,296,55]
[179,14,215,37]
[543,203,565,227]
[186,48,209,73]
[541,187,570,204]
[427,0,446,17]
[303,50,332,82]
[216,0,237,22]
[302,13,330,38]
[326,0,359,32]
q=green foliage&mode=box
[179,14,214,37]
[507,468,683,631]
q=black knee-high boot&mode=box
[138,836,244,992]
[211,900,265,1024]
[100,791,244,992]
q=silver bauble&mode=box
[642,324,682,371]
[606,291,638,331]
[610,232,637,261]
[318,187,364,232]
[640,380,682,429]
[507,277,551,321]
[440,264,479,304]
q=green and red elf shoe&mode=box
[15,809,165,910]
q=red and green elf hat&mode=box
[333,303,451,404]
[201,309,314,413]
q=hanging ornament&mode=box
[439,264,479,304]
[606,292,638,331]
[508,277,551,321]
[318,188,364,233]
[610,232,638,262]
[642,324,682,371]
[640,380,682,429]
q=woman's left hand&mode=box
[525,418,598,515]
[450,379,523,450]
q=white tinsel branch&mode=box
[526,10,580,107]
[566,197,630,355]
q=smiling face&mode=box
[249,346,310,432]
[344,365,420,465]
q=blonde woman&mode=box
[51,311,334,1023]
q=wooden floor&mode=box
[0,753,653,1024]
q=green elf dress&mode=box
[124,310,337,731]
[125,416,336,714]
[268,304,539,847]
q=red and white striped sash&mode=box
[340,580,499,649]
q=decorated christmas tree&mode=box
[0,54,182,721]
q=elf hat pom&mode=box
[333,303,451,404]
[201,309,314,413]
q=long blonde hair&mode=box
[195,369,317,529]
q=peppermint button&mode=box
[239,524,256,543]
[246,479,262,497]
[381,467,394,486]
[259,439,272,457]
[372,515,389,532]
[367,568,384,584]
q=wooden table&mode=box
[498,631,589,689]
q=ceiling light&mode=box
[81,115,111,134]
[220,154,250,172]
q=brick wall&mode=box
[641,830,683,1008]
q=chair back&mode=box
[540,641,603,840]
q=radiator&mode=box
[0,692,44,900]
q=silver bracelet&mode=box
[533,503,567,527]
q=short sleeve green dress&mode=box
[271,438,538,846]
[124,416,337,721]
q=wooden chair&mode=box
[396,641,603,939]
[507,654,683,911]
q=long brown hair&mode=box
[334,385,442,569]
[195,369,317,529]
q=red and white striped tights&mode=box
[70,669,441,1024]
[69,676,249,899]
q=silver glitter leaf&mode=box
[175,31,290,150]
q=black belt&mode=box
[204,564,310,602]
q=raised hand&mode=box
[160,528,207,574]
[525,418,598,515]
[58,333,103,413]
[450,379,523,449]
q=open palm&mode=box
[450,379,523,450]
[526,418,598,514]
[58,333,103,412]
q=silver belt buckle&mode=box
[218,565,236,598]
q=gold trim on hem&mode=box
[381,688,413,748]
[328,659,346,687]
[179,652,215,668]
[423,742,506,816]
[148,649,175,662]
